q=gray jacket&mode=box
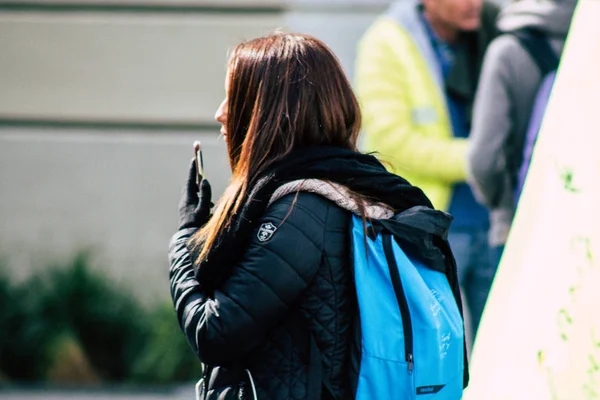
[467,0,576,247]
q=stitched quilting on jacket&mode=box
[169,191,358,400]
[170,147,436,399]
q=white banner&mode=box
[463,1,600,399]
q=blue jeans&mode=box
[448,226,498,340]
[491,245,505,269]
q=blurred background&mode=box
[0,0,395,398]
[0,0,527,398]
[3,0,597,397]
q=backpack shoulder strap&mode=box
[511,28,560,76]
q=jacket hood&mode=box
[269,179,395,219]
[498,0,577,37]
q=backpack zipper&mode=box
[382,234,414,374]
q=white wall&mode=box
[0,10,284,124]
[0,129,230,304]
[0,1,385,304]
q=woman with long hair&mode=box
[169,32,463,399]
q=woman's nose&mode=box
[215,101,227,123]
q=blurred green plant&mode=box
[0,252,202,385]
[131,303,203,384]
[0,259,48,380]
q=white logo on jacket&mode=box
[257,222,277,242]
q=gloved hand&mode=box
[178,158,213,230]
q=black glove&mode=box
[178,158,213,230]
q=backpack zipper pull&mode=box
[408,354,414,374]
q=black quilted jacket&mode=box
[169,192,357,399]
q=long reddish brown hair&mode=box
[190,32,362,261]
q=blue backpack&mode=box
[295,207,467,400]
[512,28,560,203]
[351,207,467,399]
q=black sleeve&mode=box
[168,194,327,366]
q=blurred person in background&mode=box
[355,0,499,340]
[169,32,446,399]
[468,0,577,264]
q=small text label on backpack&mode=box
[416,385,445,395]
[257,222,277,242]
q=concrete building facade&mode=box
[0,0,387,304]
